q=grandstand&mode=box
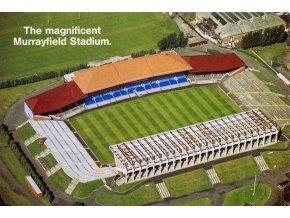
[24,51,246,120]
[29,120,115,182]
[110,109,279,183]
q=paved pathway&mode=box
[65,179,79,195]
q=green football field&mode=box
[70,85,241,164]
[0,12,178,80]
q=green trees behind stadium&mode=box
[241,25,287,49]
[158,32,188,51]
[0,63,87,89]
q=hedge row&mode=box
[0,125,54,203]
[0,63,87,89]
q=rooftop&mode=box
[25,81,87,115]
[110,109,278,169]
[183,53,246,73]
[72,52,193,94]
[196,12,286,38]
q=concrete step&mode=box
[156,182,170,199]
[254,156,269,172]
[206,168,221,185]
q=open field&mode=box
[27,141,47,156]
[0,77,61,122]
[223,183,272,206]
[95,183,161,205]
[176,198,211,206]
[72,180,103,199]
[164,169,213,197]
[262,150,290,170]
[71,85,241,163]
[213,156,261,184]
[49,169,71,192]
[0,13,178,80]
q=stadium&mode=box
[20,50,282,189]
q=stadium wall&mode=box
[24,102,34,119]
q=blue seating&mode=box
[102,93,113,100]
[136,86,145,92]
[178,77,188,83]
[151,81,159,88]
[169,78,178,85]
[113,91,121,97]
[95,96,103,103]
[127,86,135,94]
[144,83,152,90]
[85,98,95,106]
[159,80,170,87]
[120,89,128,96]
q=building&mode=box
[195,12,286,46]
[24,176,43,198]
[110,109,279,183]
[24,52,246,119]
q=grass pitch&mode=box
[49,169,71,192]
[27,141,47,156]
[0,12,178,80]
[16,123,36,141]
[71,85,241,164]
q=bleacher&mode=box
[84,73,189,109]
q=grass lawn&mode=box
[0,12,178,81]
[0,77,61,122]
[255,43,287,62]
[72,180,104,199]
[263,141,288,150]
[43,154,58,168]
[112,180,142,193]
[164,169,213,197]
[0,177,33,206]
[261,150,290,170]
[49,169,71,192]
[282,125,290,135]
[223,183,272,206]
[16,123,36,141]
[176,198,211,206]
[71,84,240,164]
[27,141,47,156]
[213,156,261,184]
[95,183,161,205]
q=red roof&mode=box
[183,53,245,73]
[25,81,86,115]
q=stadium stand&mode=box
[24,52,246,119]
[29,120,115,182]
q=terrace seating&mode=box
[84,73,190,109]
